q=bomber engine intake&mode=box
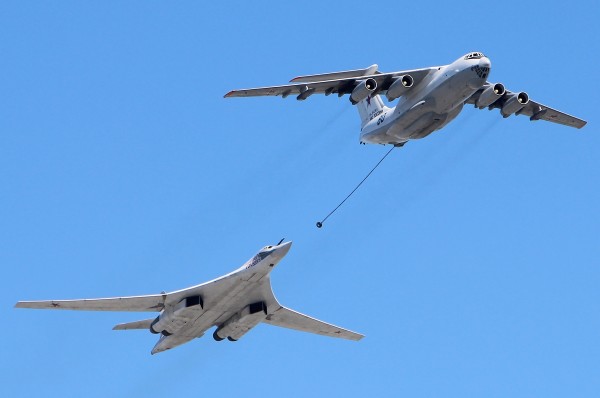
[150,295,203,336]
[386,75,414,101]
[350,78,377,104]
[213,302,268,342]
[501,92,529,117]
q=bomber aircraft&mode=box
[226,52,586,146]
[15,241,363,354]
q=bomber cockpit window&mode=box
[465,52,485,60]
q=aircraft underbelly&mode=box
[405,113,442,139]
[362,80,471,144]
[388,104,440,141]
[387,107,462,141]
[167,277,271,339]
[152,278,273,353]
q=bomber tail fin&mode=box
[357,95,389,129]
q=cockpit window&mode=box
[465,52,485,60]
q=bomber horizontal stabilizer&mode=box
[113,319,155,331]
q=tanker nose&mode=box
[467,56,492,88]
[480,56,491,70]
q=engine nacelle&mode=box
[150,311,174,335]
[475,83,505,108]
[213,302,268,341]
[385,75,414,101]
[350,78,377,104]
[501,92,529,117]
[150,295,203,336]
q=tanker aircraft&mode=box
[226,52,586,146]
[15,241,363,354]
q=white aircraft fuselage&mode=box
[149,243,290,353]
[149,242,293,354]
[226,51,585,143]
[16,241,363,355]
[360,54,491,145]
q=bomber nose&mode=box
[276,241,292,257]
[267,241,292,266]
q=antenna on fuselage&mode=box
[316,145,396,229]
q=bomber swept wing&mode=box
[15,269,245,313]
[15,294,168,312]
[264,306,362,341]
[224,66,437,101]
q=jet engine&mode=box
[350,78,377,104]
[150,295,203,336]
[475,83,505,108]
[500,92,529,117]
[386,75,414,101]
[150,311,173,335]
[213,302,268,341]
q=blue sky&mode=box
[2,1,599,396]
